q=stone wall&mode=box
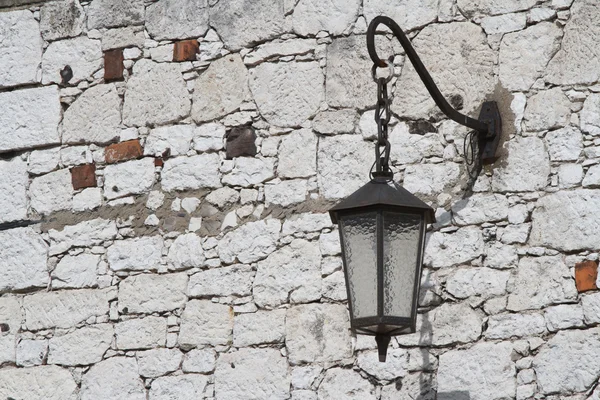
[0,0,600,399]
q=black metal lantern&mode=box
[328,16,502,362]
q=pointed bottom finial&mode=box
[375,334,391,362]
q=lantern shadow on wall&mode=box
[328,16,502,362]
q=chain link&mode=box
[371,76,393,180]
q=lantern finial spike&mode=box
[375,334,391,362]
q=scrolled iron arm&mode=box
[366,16,489,134]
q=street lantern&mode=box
[328,16,502,362]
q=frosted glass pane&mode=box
[383,212,422,318]
[339,213,378,319]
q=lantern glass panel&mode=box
[383,212,422,318]
[339,212,378,319]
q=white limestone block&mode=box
[137,348,183,378]
[146,0,209,40]
[581,93,600,136]
[491,137,550,192]
[278,129,317,179]
[457,0,536,16]
[87,0,144,29]
[29,169,73,214]
[424,227,484,269]
[48,218,117,255]
[446,267,511,300]
[452,194,509,226]
[80,357,145,400]
[292,0,360,36]
[42,36,102,85]
[218,219,280,264]
[40,0,85,41]
[48,324,113,366]
[264,179,308,207]
[182,348,216,373]
[0,10,42,88]
[544,304,585,332]
[188,264,254,297]
[545,126,583,161]
[485,313,546,339]
[107,235,164,272]
[480,13,526,35]
[16,339,47,367]
[162,154,222,191]
[118,273,187,314]
[364,0,438,32]
[103,158,155,200]
[0,366,77,400]
[403,163,461,198]
[72,187,103,211]
[389,123,444,164]
[0,227,48,292]
[233,309,286,347]
[150,374,209,399]
[115,316,167,350]
[167,233,205,270]
[318,368,376,400]
[523,88,571,131]
[0,158,27,223]
[52,253,100,289]
[179,300,233,348]
[244,38,317,65]
[0,297,23,365]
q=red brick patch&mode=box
[105,140,143,164]
[154,158,164,167]
[173,39,199,62]
[575,260,598,293]
[71,164,97,190]
[104,49,124,82]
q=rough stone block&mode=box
[179,300,233,348]
[575,260,598,293]
[0,366,77,400]
[137,348,183,378]
[0,86,61,152]
[188,264,253,297]
[0,158,27,223]
[226,126,257,159]
[0,296,23,365]
[292,0,360,36]
[146,0,209,40]
[424,227,484,269]
[103,158,155,200]
[485,313,546,339]
[318,368,376,400]
[233,309,286,347]
[48,324,113,366]
[491,137,550,192]
[48,218,117,255]
[0,10,42,88]
[51,253,100,289]
[218,219,280,264]
[40,0,85,41]
[403,163,461,198]
[71,163,97,190]
[364,0,438,32]
[104,48,124,82]
[118,273,188,314]
[182,348,216,373]
[16,339,47,367]
[107,235,164,272]
[87,0,144,29]
[523,88,571,131]
[150,375,209,399]
[222,157,275,188]
[30,168,73,214]
[42,36,102,85]
[162,154,221,191]
[115,316,167,350]
[278,129,317,178]
[215,348,290,399]
[80,357,145,400]
[173,39,199,62]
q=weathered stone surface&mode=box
[424,227,484,269]
[312,109,357,135]
[0,366,77,400]
[145,125,199,156]
[499,223,530,245]
[292,0,360,36]
[499,22,562,91]
[326,35,391,109]
[389,123,444,164]
[254,239,321,307]
[104,158,156,200]
[250,61,323,127]
[0,158,27,223]
[146,0,209,40]
[30,169,73,214]
[452,194,509,226]
[150,374,209,399]
[265,179,307,207]
[24,288,112,330]
[192,54,249,123]
[81,357,145,400]
[403,163,461,198]
[123,60,190,126]
[62,84,121,144]
[485,313,546,339]
[381,373,435,400]
[42,36,102,85]
[210,0,288,50]
[137,348,183,378]
[278,129,317,179]
[87,0,144,29]
[523,88,571,131]
[102,26,144,50]
[581,93,600,136]
[0,227,47,293]
[215,348,290,400]
[118,273,187,314]
[189,264,254,297]
[48,218,117,255]
[244,38,317,65]
[222,157,274,187]
[398,302,482,346]
[480,13,526,35]
[167,233,205,270]
[48,324,113,366]
[534,328,600,394]
[0,10,42,88]
[218,219,280,264]
[318,368,377,400]
[393,23,495,120]
[282,213,331,235]
[583,164,600,188]
[115,316,167,349]
[182,348,216,373]
[107,236,164,272]
[286,303,351,363]
[484,242,518,269]
[52,253,99,289]
[162,154,222,191]
[544,304,585,331]
[530,190,600,251]
[507,256,577,311]
[546,0,600,85]
[364,0,438,32]
[40,0,85,41]
[357,348,408,381]
[437,342,515,400]
[0,296,22,364]
[491,137,550,192]
[179,300,233,348]
[0,86,60,152]
[582,292,600,325]
[457,0,536,16]
[16,339,46,367]
[545,126,583,161]
[446,267,510,301]
[317,135,372,200]
[234,309,286,346]
[28,147,60,175]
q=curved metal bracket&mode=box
[366,16,502,165]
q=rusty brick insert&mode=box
[173,39,199,62]
[575,260,598,293]
[105,139,143,164]
[71,164,97,190]
[104,49,124,82]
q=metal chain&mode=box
[371,76,393,180]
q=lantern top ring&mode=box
[371,57,394,83]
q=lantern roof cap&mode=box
[329,178,435,223]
